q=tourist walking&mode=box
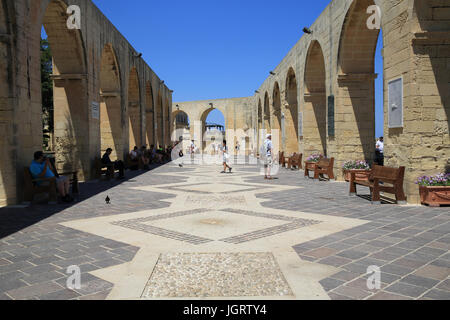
[190,140,196,162]
[221,140,232,173]
[262,134,273,180]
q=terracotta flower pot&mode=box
[419,186,450,207]
[305,161,317,171]
[343,169,371,182]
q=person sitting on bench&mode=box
[30,151,73,203]
[102,148,125,179]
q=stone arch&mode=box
[128,67,141,150]
[100,44,123,161]
[145,81,154,147]
[285,67,299,154]
[264,92,271,133]
[42,0,89,178]
[164,96,170,147]
[336,0,379,163]
[172,110,190,147]
[200,107,226,153]
[304,41,327,156]
[156,91,164,148]
[272,82,282,150]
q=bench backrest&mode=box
[317,157,334,168]
[371,165,405,183]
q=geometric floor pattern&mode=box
[0,157,449,300]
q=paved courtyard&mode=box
[0,158,449,300]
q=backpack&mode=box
[259,143,267,161]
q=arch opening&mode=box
[156,92,164,148]
[263,92,271,134]
[285,68,299,154]
[272,82,282,150]
[201,108,225,154]
[41,0,89,178]
[164,97,170,147]
[99,44,122,161]
[257,99,262,151]
[128,67,141,150]
[145,82,154,147]
[304,41,327,156]
[337,0,380,165]
[172,110,191,154]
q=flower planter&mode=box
[343,169,371,182]
[419,186,450,207]
[305,161,317,171]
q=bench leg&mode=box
[395,186,407,204]
[371,186,381,204]
[313,170,319,180]
[328,169,335,180]
[349,182,357,195]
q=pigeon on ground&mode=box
[179,164,183,168]
[105,196,111,204]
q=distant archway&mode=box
[128,67,141,150]
[200,108,225,154]
[172,110,191,152]
[100,44,122,160]
[285,68,299,154]
[304,41,327,156]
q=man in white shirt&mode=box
[375,136,384,166]
[263,134,273,179]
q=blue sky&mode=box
[49,0,384,136]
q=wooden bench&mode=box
[349,165,407,204]
[287,153,303,170]
[305,157,335,180]
[94,157,119,180]
[24,167,57,203]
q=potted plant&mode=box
[416,173,450,207]
[306,154,322,163]
[342,160,371,182]
[304,154,323,172]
